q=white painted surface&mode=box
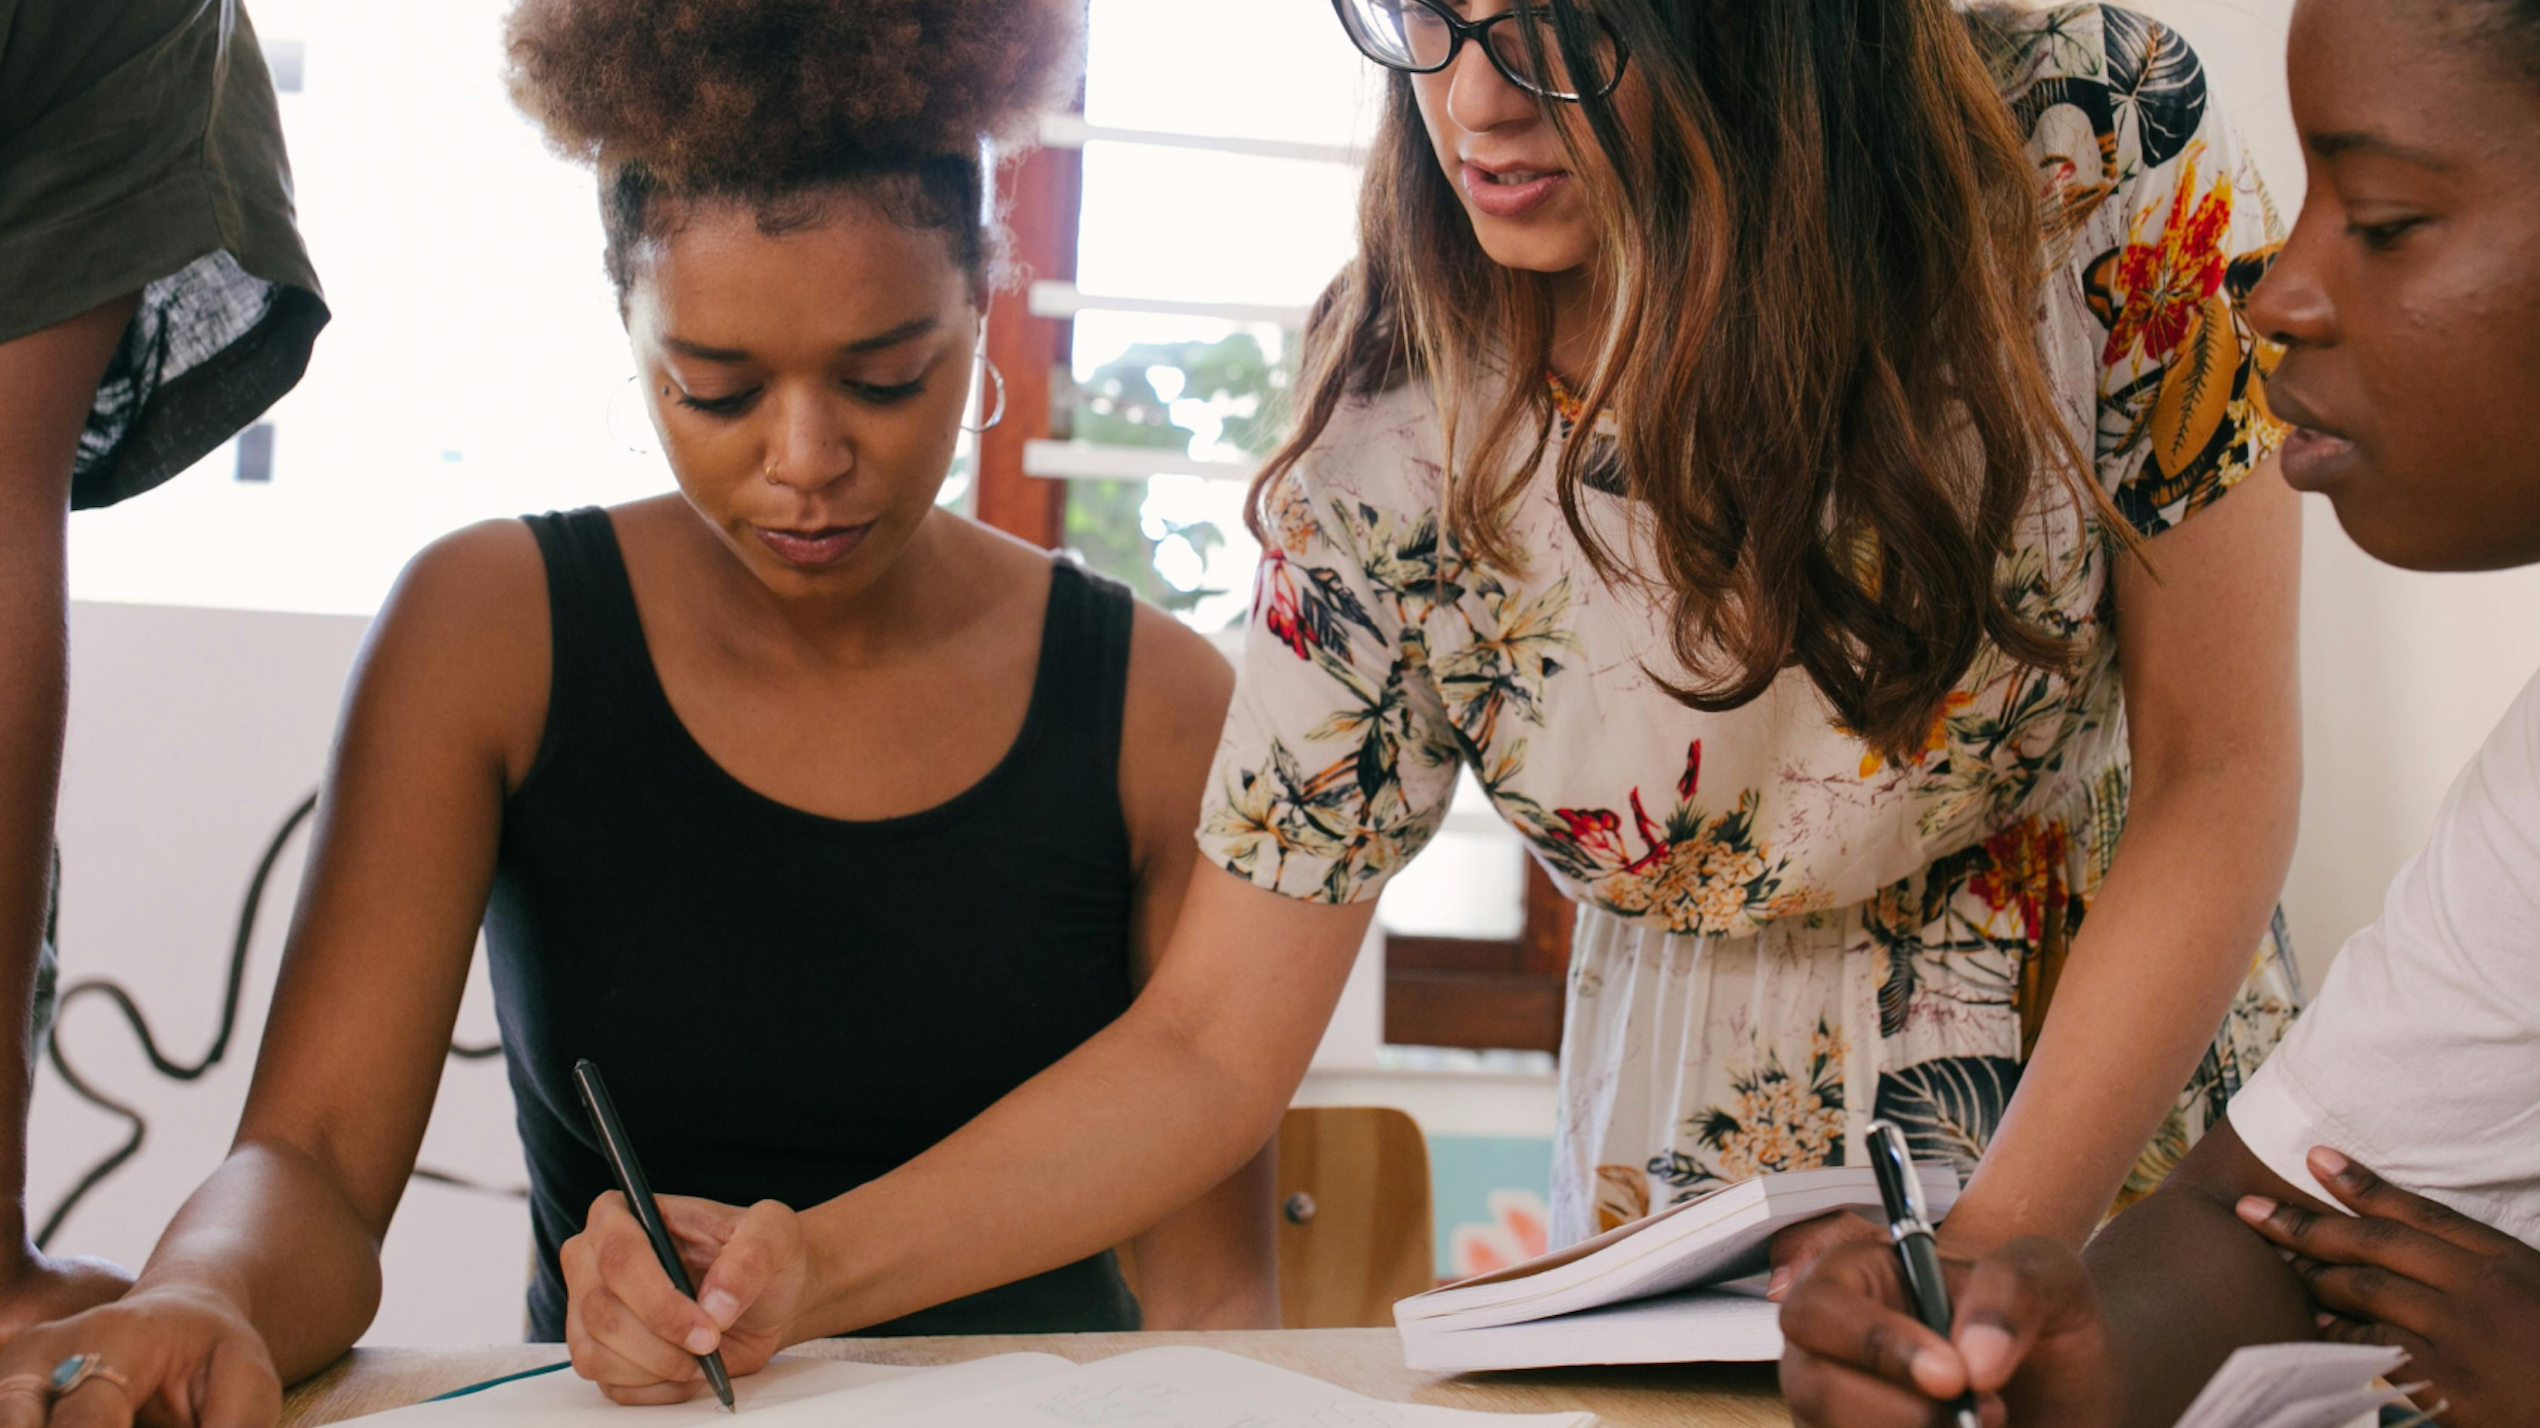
[33,601,528,1345]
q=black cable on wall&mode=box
[37,791,523,1251]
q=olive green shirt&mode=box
[0,0,327,509]
[3,0,326,1040]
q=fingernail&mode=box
[1766,1266,1793,1300]
[685,1326,718,1354]
[701,1289,741,1327]
[1907,1348,1957,1399]
[1960,1325,2015,1385]
[2314,1311,2336,1330]
[2236,1195,2278,1223]
[2310,1147,2351,1179]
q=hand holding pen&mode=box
[560,1060,817,1409]
[1774,1124,2124,1428]
[1867,1119,1984,1428]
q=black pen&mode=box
[1867,1119,1980,1428]
[572,1058,737,1413]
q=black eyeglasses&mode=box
[1330,0,1627,102]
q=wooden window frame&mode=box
[973,140,1079,549]
[1382,864,1571,1053]
[975,123,1573,1056]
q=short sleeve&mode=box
[1196,443,1466,905]
[2227,671,2540,1245]
[0,0,328,509]
[2081,11,2287,538]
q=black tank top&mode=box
[486,508,1142,1340]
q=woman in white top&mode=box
[181,1,2308,1397]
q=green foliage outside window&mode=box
[1062,331,1292,619]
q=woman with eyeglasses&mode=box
[231,0,2298,1400]
[1210,0,2301,1271]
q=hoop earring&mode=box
[962,359,1007,435]
[607,373,658,457]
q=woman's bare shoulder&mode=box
[1118,595,1235,857]
[358,517,553,787]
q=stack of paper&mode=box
[2174,1343,2417,1428]
[357,1346,1601,1427]
[1394,1163,1960,1372]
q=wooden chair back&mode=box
[1112,1106,1435,1330]
[1274,1105,1434,1329]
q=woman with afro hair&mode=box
[0,0,1283,1418]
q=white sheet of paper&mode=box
[347,1352,1068,1426]
[2172,1343,2409,1428]
[854,1346,1597,1428]
[2243,1384,2411,1428]
[345,1347,1589,1428]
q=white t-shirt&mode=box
[2228,672,2540,1244]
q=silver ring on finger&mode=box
[50,1354,132,1400]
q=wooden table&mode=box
[280,1330,1790,1427]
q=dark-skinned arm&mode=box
[0,294,141,1342]
[2081,1120,2324,1428]
[0,522,550,1428]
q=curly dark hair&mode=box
[504,0,1084,302]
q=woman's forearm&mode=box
[782,866,1368,1338]
[1128,1137,1280,1329]
[792,1003,1296,1335]
[0,297,136,1275]
[1947,762,2298,1252]
[128,1141,391,1382]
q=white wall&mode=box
[32,602,529,1344]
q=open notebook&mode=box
[1394,1163,1960,1372]
[2175,1343,2419,1428]
[350,1346,1599,1427]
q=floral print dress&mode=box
[1198,3,2302,1245]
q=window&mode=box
[67,0,674,612]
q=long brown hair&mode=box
[1256,0,2100,762]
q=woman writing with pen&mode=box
[0,0,1274,1420]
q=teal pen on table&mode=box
[1867,1119,1981,1428]
[573,1058,737,1412]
